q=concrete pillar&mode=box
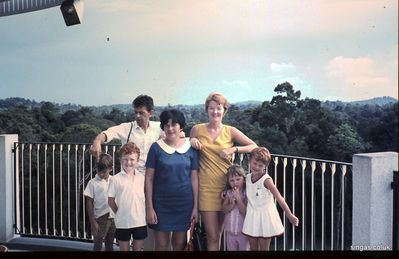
[0,134,18,243]
[352,152,398,251]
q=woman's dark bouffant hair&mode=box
[159,109,186,130]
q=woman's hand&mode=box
[190,137,202,150]
[220,147,235,160]
[190,209,199,224]
[146,207,158,225]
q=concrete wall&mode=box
[352,152,398,251]
[0,134,18,243]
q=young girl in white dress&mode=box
[242,147,299,251]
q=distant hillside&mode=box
[1,96,397,114]
[322,96,398,110]
[0,97,82,113]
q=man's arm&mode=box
[90,133,107,158]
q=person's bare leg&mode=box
[171,231,187,251]
[201,211,224,251]
[259,237,271,251]
[247,236,259,251]
[154,231,170,251]
[118,240,130,251]
[132,239,145,251]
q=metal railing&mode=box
[13,142,352,250]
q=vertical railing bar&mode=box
[341,165,346,250]
[36,144,40,235]
[301,159,306,251]
[67,144,71,237]
[75,144,79,238]
[29,143,32,234]
[331,163,336,250]
[44,144,48,235]
[60,144,63,236]
[311,161,316,251]
[52,144,56,236]
[21,144,25,234]
[283,157,287,251]
[273,156,279,251]
[321,162,326,251]
[14,142,21,235]
[82,145,87,239]
[291,158,297,250]
[292,158,297,251]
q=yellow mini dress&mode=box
[197,123,233,211]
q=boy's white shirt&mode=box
[108,169,146,229]
[83,174,114,219]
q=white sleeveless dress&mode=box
[242,173,284,237]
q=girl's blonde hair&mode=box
[205,92,229,114]
[224,164,246,191]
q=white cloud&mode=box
[270,63,296,73]
[323,55,397,101]
[325,56,389,86]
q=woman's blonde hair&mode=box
[205,92,229,114]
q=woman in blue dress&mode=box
[145,109,199,251]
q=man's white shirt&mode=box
[102,121,162,174]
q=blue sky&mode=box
[0,0,397,106]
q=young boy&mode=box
[108,142,147,251]
[83,153,116,251]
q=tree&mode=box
[326,123,370,162]
[60,124,102,143]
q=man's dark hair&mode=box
[160,109,186,130]
[132,95,154,111]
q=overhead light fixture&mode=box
[60,0,84,26]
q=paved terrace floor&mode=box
[3,236,119,251]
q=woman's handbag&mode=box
[192,221,207,251]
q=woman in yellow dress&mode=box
[190,92,257,251]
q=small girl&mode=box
[242,147,299,251]
[221,164,250,251]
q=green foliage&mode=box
[326,123,370,161]
[61,124,102,143]
[1,85,397,161]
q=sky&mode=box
[0,0,397,106]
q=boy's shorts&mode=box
[115,226,147,241]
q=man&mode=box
[91,94,163,176]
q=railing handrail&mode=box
[14,141,353,165]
